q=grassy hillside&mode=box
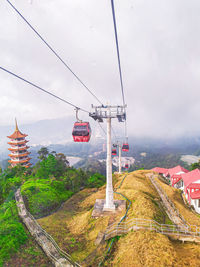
[38,171,200,266]
[0,151,105,265]
[109,172,200,267]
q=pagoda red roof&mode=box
[8,146,30,151]
[8,157,31,164]
[7,120,28,139]
[9,152,30,158]
[8,140,29,145]
[7,131,27,139]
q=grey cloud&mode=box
[1,0,200,138]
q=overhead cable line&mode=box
[98,122,106,136]
[110,0,126,107]
[110,0,128,142]
[111,125,117,142]
[0,66,89,114]
[124,120,128,139]
[5,0,103,106]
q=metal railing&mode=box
[15,190,81,267]
[104,173,200,241]
[149,174,189,227]
[104,217,200,240]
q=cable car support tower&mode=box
[90,105,126,211]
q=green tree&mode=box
[38,147,49,160]
[190,161,200,170]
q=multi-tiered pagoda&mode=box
[7,120,31,168]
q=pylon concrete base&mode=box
[92,199,126,218]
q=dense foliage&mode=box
[0,148,106,265]
[190,160,200,170]
[0,201,28,266]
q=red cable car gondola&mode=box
[72,122,91,142]
[122,143,129,152]
[112,149,117,155]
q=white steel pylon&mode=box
[90,105,126,211]
[118,143,122,174]
[104,117,115,210]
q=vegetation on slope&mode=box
[0,201,27,266]
[37,171,173,266]
[0,147,106,265]
[38,187,112,265]
[4,237,52,267]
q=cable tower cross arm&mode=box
[5,0,103,106]
[89,105,126,122]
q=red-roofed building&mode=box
[182,169,200,194]
[171,174,182,188]
[181,169,200,213]
[165,165,189,178]
[152,167,168,175]
[188,185,200,214]
[164,165,189,187]
[152,164,200,214]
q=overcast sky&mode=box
[1,0,200,139]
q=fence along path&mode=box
[15,189,81,267]
[147,173,188,231]
[104,217,200,240]
[104,173,200,242]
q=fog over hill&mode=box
[0,116,105,152]
[1,117,200,169]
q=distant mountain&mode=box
[2,117,200,169]
[0,116,105,157]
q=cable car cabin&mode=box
[125,164,129,169]
[112,149,117,156]
[122,143,129,152]
[72,122,91,142]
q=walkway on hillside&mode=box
[146,173,189,231]
[15,189,80,267]
[104,173,200,243]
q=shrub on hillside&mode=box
[0,201,27,266]
[21,179,73,218]
[86,173,106,188]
